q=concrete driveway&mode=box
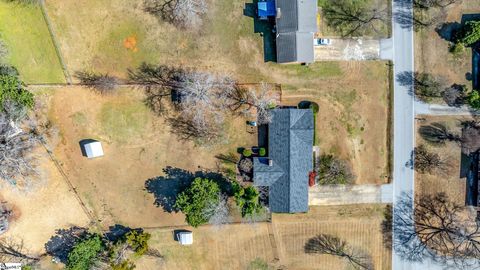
[309,184,392,205]
[314,38,382,61]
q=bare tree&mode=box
[394,192,480,268]
[461,121,480,155]
[413,72,448,102]
[322,0,388,37]
[75,71,119,94]
[419,122,460,145]
[128,63,184,115]
[226,83,279,124]
[317,154,356,185]
[414,0,461,9]
[0,237,40,264]
[305,234,373,270]
[414,145,450,175]
[143,0,208,29]
[0,113,38,187]
[206,193,231,229]
[443,84,467,107]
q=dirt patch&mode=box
[44,86,256,228]
[282,61,391,185]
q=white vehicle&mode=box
[314,38,331,46]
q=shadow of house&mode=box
[460,123,480,207]
[244,1,276,62]
[435,22,462,42]
[474,47,480,90]
[145,167,231,213]
[44,226,87,263]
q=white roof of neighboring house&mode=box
[177,231,193,245]
[84,141,104,159]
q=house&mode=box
[274,0,318,64]
[253,108,314,213]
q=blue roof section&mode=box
[258,1,276,17]
[253,109,314,213]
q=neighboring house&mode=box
[256,0,318,64]
[253,108,314,213]
[461,125,480,207]
[275,0,318,64]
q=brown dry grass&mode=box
[282,61,391,185]
[415,1,480,90]
[1,154,90,254]
[138,204,391,270]
[415,115,470,205]
[43,86,256,228]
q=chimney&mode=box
[268,159,273,166]
[276,8,281,19]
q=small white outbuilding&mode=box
[177,231,193,245]
[83,141,104,159]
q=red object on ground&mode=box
[309,171,316,187]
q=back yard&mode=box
[140,204,391,270]
[41,86,257,228]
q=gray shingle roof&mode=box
[275,0,317,63]
[253,109,314,213]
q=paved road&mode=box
[391,1,457,269]
[391,0,416,269]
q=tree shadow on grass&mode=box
[44,226,87,263]
[144,166,231,213]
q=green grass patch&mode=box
[276,62,343,79]
[99,100,150,143]
[0,1,65,83]
[70,111,87,126]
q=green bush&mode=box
[259,148,266,157]
[111,260,135,270]
[0,74,34,110]
[450,42,465,57]
[457,21,480,46]
[233,185,263,217]
[174,177,220,227]
[126,230,151,256]
[66,234,104,270]
[243,149,252,157]
[310,102,319,114]
[468,90,480,110]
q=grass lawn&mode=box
[282,61,391,185]
[137,204,391,270]
[43,86,257,228]
[415,0,480,94]
[0,1,65,83]
[415,115,470,205]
